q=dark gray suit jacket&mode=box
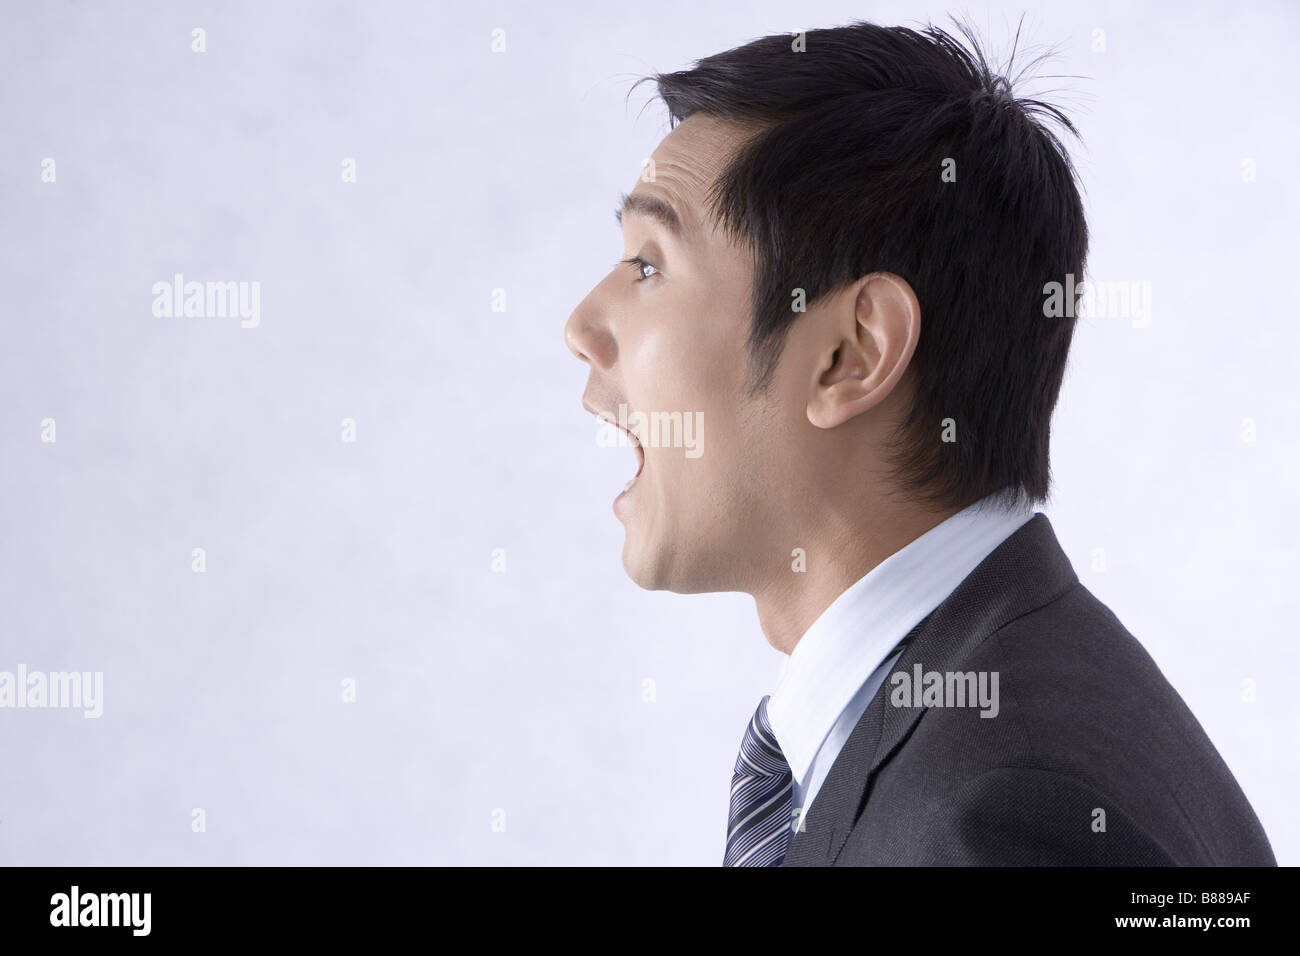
[781,513,1276,866]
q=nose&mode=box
[564,287,616,370]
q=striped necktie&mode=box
[724,695,794,866]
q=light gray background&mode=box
[1,0,1296,865]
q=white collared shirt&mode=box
[766,492,1037,832]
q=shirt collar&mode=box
[765,492,1037,785]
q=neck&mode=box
[750,497,960,655]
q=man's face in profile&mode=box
[565,115,795,595]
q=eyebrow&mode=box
[615,192,686,238]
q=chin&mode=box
[620,537,729,595]
[621,531,692,592]
[620,540,668,592]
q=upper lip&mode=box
[583,398,645,477]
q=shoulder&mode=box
[856,585,1275,865]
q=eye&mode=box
[620,255,661,282]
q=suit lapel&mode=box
[781,512,1078,866]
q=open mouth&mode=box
[584,398,645,503]
[622,423,645,491]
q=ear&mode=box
[806,273,920,430]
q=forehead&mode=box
[623,114,756,238]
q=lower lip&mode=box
[613,478,638,515]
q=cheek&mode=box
[626,289,745,405]
[619,280,755,502]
